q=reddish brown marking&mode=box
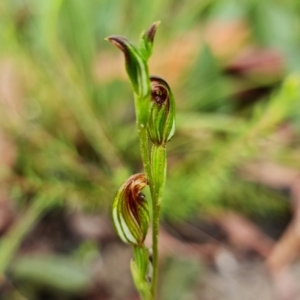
[151,84,168,105]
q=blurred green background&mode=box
[1,0,300,299]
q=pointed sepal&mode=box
[139,21,161,60]
[106,36,150,99]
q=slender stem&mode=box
[134,95,155,299]
[150,145,167,298]
[138,125,152,185]
[134,93,152,182]
[151,199,160,298]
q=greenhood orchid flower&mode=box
[148,76,176,146]
[112,173,149,246]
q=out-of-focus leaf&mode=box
[10,255,91,293]
[177,112,246,134]
[182,44,228,112]
[209,0,245,20]
[160,257,202,300]
[247,1,300,71]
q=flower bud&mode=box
[112,173,149,245]
[148,76,176,145]
[139,21,161,60]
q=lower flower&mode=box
[111,173,149,246]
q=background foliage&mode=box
[1,0,300,299]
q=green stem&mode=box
[150,145,167,298]
[138,125,152,185]
[134,93,152,183]
[134,95,155,300]
[151,200,160,299]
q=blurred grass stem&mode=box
[0,192,60,283]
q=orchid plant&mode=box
[106,22,175,299]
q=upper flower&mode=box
[148,76,176,145]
